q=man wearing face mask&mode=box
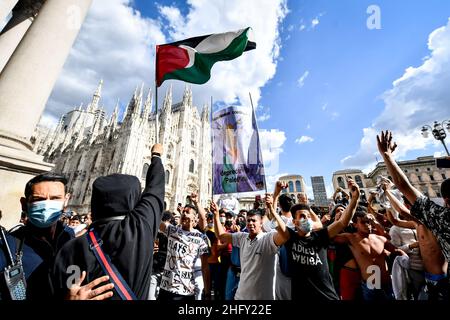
[277,179,361,300]
[10,173,75,299]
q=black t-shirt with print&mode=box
[286,227,339,301]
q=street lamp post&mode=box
[421,120,450,156]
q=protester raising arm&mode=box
[380,178,420,225]
[191,192,207,231]
[327,179,360,239]
[376,131,422,205]
[211,201,232,244]
[265,194,289,246]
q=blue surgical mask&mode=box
[27,200,64,228]
[299,218,313,234]
[207,222,214,228]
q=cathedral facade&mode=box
[35,81,212,213]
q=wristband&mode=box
[152,152,161,158]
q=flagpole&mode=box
[210,96,214,203]
[154,45,159,144]
[248,92,268,196]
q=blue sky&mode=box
[41,0,450,197]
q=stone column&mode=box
[0,0,46,73]
[0,0,93,229]
[0,0,18,24]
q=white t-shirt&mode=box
[160,225,209,296]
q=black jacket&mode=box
[10,221,74,299]
[52,156,164,300]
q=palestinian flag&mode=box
[156,27,256,87]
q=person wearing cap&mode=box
[53,143,165,300]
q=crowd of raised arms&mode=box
[0,131,449,301]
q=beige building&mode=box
[332,156,450,201]
[279,174,307,200]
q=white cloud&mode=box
[297,70,309,88]
[311,18,320,28]
[257,113,271,122]
[321,103,328,111]
[341,18,450,168]
[156,0,289,109]
[44,0,165,122]
[306,123,311,129]
[259,129,287,176]
[41,0,289,125]
[299,24,306,31]
[295,135,314,144]
[287,24,294,32]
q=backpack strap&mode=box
[86,228,136,300]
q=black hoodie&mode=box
[52,156,164,300]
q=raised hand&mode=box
[265,194,274,207]
[151,143,163,155]
[209,201,219,216]
[66,271,114,300]
[377,130,397,156]
[190,192,199,205]
[347,178,360,198]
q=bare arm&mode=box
[265,194,290,246]
[377,131,422,206]
[386,209,417,229]
[309,209,323,230]
[333,233,351,244]
[273,181,288,213]
[385,189,421,224]
[328,179,360,239]
[201,254,211,298]
[210,201,232,244]
[191,192,206,231]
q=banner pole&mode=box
[248,92,268,196]
[154,45,159,144]
[210,96,214,203]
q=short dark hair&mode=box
[184,203,198,213]
[352,210,367,223]
[441,178,450,199]
[70,215,80,222]
[247,209,264,218]
[279,194,294,212]
[25,172,68,198]
[162,211,173,222]
[290,203,310,216]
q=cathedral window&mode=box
[165,170,170,185]
[337,177,345,189]
[191,129,196,146]
[288,181,294,192]
[295,180,302,192]
[167,144,173,160]
[189,159,195,173]
[355,175,364,188]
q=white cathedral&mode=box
[33,80,212,213]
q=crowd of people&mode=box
[0,131,449,301]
